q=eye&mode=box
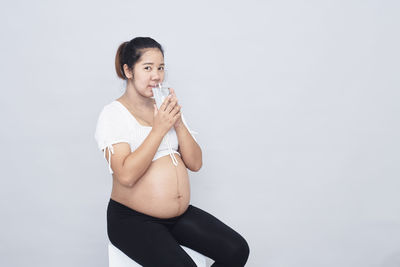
[144,66,151,70]
[158,66,164,71]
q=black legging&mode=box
[107,198,250,266]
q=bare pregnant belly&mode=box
[110,154,191,218]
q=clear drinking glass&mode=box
[151,82,171,109]
[150,82,179,166]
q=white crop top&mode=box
[94,100,198,174]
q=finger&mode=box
[170,96,178,106]
[173,110,181,121]
[166,99,178,114]
[153,104,158,116]
[160,95,172,111]
[170,104,181,117]
[168,92,178,104]
[169,88,177,99]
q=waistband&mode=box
[107,198,184,222]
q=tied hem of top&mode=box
[100,139,131,174]
[104,144,114,174]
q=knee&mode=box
[224,236,250,266]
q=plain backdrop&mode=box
[0,0,399,266]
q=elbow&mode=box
[121,179,135,188]
[119,173,138,188]
[123,179,135,188]
[125,175,139,188]
[190,161,202,172]
[115,175,131,188]
[119,162,143,188]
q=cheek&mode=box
[134,71,149,82]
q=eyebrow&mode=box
[142,62,165,65]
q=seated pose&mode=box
[95,37,250,267]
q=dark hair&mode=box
[115,37,164,80]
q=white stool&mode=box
[108,242,207,267]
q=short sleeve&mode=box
[94,105,131,174]
[181,112,199,142]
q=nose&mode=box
[151,69,162,82]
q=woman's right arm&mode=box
[105,95,181,187]
[104,129,164,187]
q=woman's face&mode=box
[130,48,165,98]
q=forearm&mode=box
[175,124,202,171]
[122,129,164,186]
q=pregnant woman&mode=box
[95,37,250,266]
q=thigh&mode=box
[170,205,250,265]
[107,203,196,266]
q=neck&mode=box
[122,80,154,112]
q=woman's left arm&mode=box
[168,88,202,171]
[175,123,202,172]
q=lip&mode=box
[149,83,163,87]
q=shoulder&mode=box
[95,101,126,131]
[101,100,119,113]
[96,101,121,120]
[94,101,131,151]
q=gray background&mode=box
[1,0,399,266]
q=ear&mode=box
[123,64,133,79]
